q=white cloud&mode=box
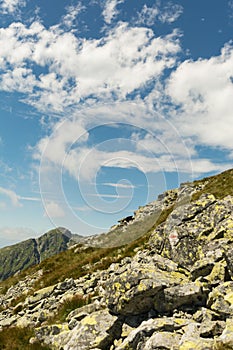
[20,196,41,202]
[0,187,40,208]
[136,4,159,26]
[136,2,183,26]
[0,67,36,93]
[36,93,230,194]
[0,21,181,111]
[0,0,26,14]
[166,43,233,150]
[0,187,22,207]
[159,2,183,23]
[88,193,130,198]
[102,182,136,189]
[62,2,86,29]
[131,131,196,157]
[44,201,65,218]
[102,0,124,24]
[39,123,227,185]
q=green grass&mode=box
[0,327,50,350]
[48,293,93,324]
[192,168,233,201]
[0,202,174,301]
[1,168,232,305]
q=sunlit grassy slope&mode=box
[0,168,232,299]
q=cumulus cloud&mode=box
[38,115,227,187]
[166,44,233,150]
[0,0,26,14]
[0,21,181,111]
[102,0,124,24]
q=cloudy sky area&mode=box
[0,0,232,247]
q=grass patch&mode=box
[49,293,93,324]
[0,327,50,350]
[0,202,176,295]
[192,168,233,201]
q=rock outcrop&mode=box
[0,169,233,349]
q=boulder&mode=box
[154,282,206,314]
[52,310,122,350]
[207,281,233,318]
[106,264,187,315]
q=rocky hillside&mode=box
[0,227,83,281]
[0,168,233,349]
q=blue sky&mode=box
[0,0,232,247]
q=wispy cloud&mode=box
[229,1,233,19]
[102,0,124,24]
[159,2,183,23]
[0,0,26,14]
[20,196,41,202]
[0,187,22,207]
[62,2,86,29]
[88,193,131,199]
[136,2,183,26]
[0,187,40,207]
[102,182,136,189]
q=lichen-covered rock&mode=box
[154,282,206,314]
[1,171,233,350]
[207,281,233,318]
[179,339,214,350]
[148,194,233,272]
[199,320,225,337]
[143,331,181,350]
[215,318,233,348]
[106,264,187,315]
[48,310,122,350]
[115,317,191,350]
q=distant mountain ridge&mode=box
[0,227,83,281]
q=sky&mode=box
[0,0,232,247]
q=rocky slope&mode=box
[0,168,233,349]
[0,227,83,281]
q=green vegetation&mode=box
[0,169,233,349]
[1,169,232,304]
[0,228,73,283]
[49,293,92,324]
[0,239,39,281]
[192,168,233,201]
[0,200,173,298]
[0,327,50,350]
